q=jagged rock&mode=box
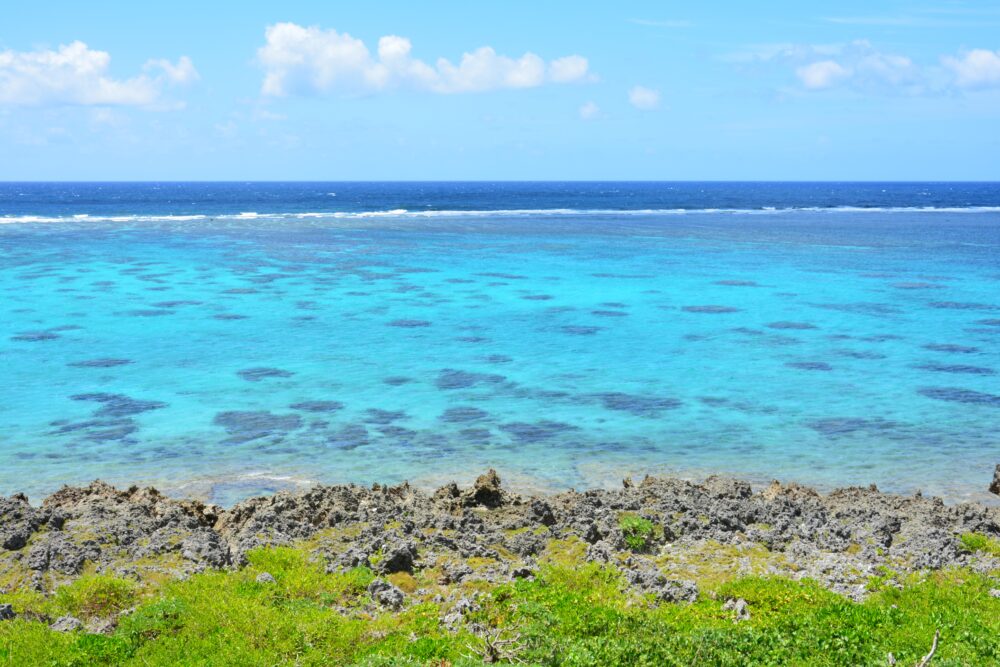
[585,541,615,563]
[439,563,473,584]
[723,597,751,621]
[2,469,1000,601]
[367,579,405,609]
[86,617,118,635]
[990,465,1000,495]
[180,531,230,568]
[0,604,15,621]
[466,469,506,508]
[530,499,556,526]
[626,567,698,603]
[50,616,83,632]
[0,494,41,551]
[506,530,547,557]
[256,572,276,584]
[989,589,1000,599]
[375,539,417,574]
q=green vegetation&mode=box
[618,513,656,552]
[960,532,1000,558]
[0,543,998,666]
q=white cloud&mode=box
[579,101,600,119]
[628,85,660,110]
[943,49,1000,88]
[792,42,917,92]
[738,40,1000,94]
[549,55,590,83]
[144,56,199,85]
[0,41,196,107]
[796,60,851,89]
[257,22,591,96]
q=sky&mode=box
[2,1,1000,180]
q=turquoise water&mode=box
[2,184,999,504]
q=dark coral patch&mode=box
[383,376,413,386]
[326,424,369,449]
[440,407,490,423]
[915,363,995,376]
[785,361,833,371]
[682,305,742,314]
[54,418,139,442]
[11,331,60,342]
[458,428,492,442]
[600,302,627,308]
[806,417,900,437]
[213,314,249,320]
[456,336,490,344]
[68,358,132,368]
[499,420,579,443]
[591,310,628,317]
[378,425,417,439]
[388,319,432,328]
[483,355,513,364]
[978,319,1000,326]
[697,397,778,415]
[892,282,943,290]
[71,393,167,417]
[832,349,887,360]
[715,280,758,287]
[808,302,900,316]
[560,325,603,336]
[435,369,506,390]
[592,273,653,279]
[152,300,203,308]
[125,309,175,317]
[237,367,295,382]
[918,387,1000,407]
[928,302,999,311]
[767,322,817,330]
[860,334,903,342]
[364,409,408,424]
[522,295,554,301]
[477,272,528,280]
[213,411,303,442]
[593,392,682,417]
[290,401,344,413]
[222,288,259,294]
[922,343,979,354]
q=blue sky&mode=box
[2,1,1000,180]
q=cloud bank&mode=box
[0,42,197,107]
[258,23,591,96]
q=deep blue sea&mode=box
[1,182,999,505]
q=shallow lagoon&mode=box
[2,185,999,504]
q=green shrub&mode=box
[619,514,656,551]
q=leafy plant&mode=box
[619,514,656,551]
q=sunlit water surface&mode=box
[2,183,998,505]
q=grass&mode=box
[960,532,1000,558]
[0,542,998,665]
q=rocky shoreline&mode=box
[2,470,999,617]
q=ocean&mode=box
[1,182,998,505]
